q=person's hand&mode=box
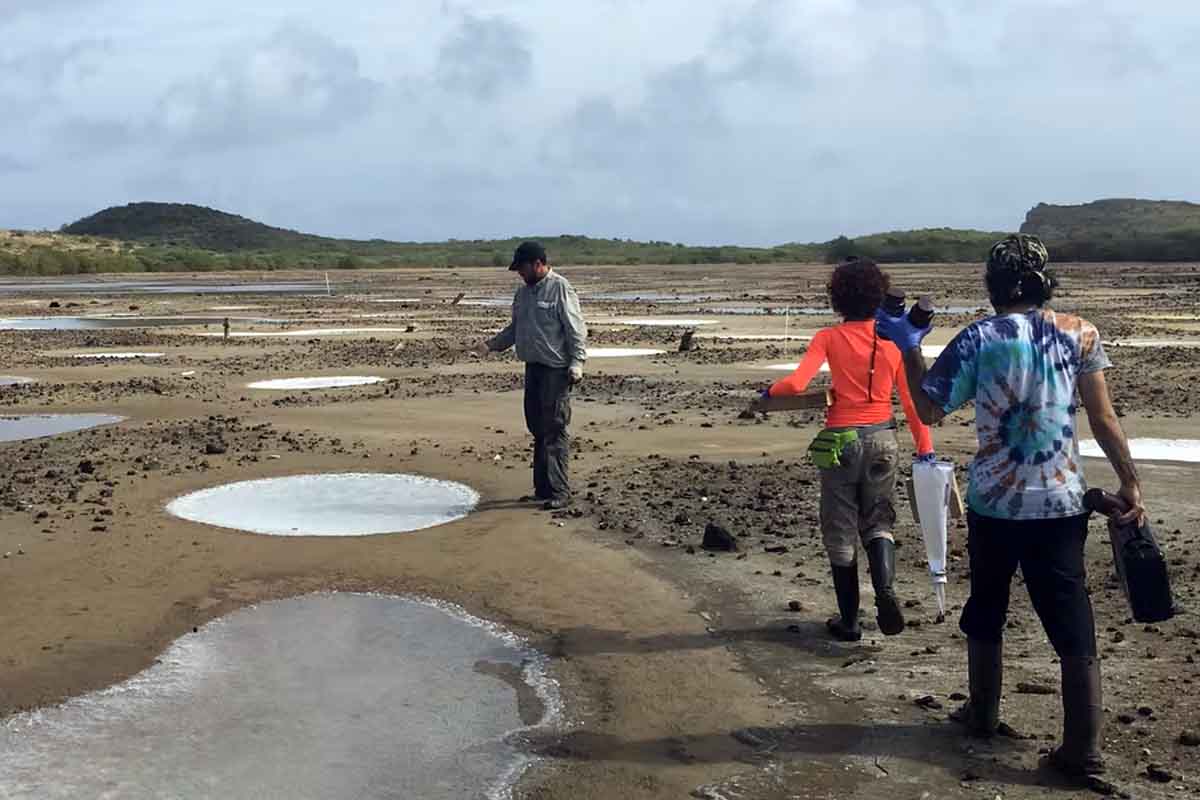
[568,364,583,385]
[914,452,937,463]
[472,342,491,358]
[749,386,771,411]
[875,307,931,353]
[1116,482,1146,527]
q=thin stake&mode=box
[325,272,332,297]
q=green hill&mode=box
[1021,199,1200,261]
[61,202,335,252]
[2,198,1198,277]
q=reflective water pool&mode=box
[0,593,560,800]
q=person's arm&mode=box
[902,349,946,425]
[1078,370,1144,526]
[767,331,828,396]
[895,354,934,454]
[559,281,587,379]
[483,292,519,353]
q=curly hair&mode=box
[828,257,889,321]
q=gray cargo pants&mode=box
[523,363,572,500]
[819,427,899,567]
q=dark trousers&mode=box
[960,511,1097,658]
[523,363,572,500]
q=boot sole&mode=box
[875,594,905,636]
[826,618,862,642]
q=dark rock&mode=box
[702,522,738,552]
[678,330,698,352]
[1179,730,1200,746]
[915,695,943,710]
[204,441,228,455]
[764,544,789,554]
[77,460,95,474]
[1145,764,1174,783]
[787,600,802,612]
[1016,681,1057,695]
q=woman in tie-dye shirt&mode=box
[877,234,1143,782]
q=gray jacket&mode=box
[487,271,587,370]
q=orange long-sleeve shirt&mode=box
[769,320,934,454]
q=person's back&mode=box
[926,307,1107,519]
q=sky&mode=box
[2,0,1199,246]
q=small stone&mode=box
[1145,764,1174,783]
[1179,730,1200,746]
[915,695,943,710]
[787,600,803,612]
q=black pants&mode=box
[960,511,1097,658]
[523,363,572,500]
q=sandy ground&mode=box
[1,262,1198,799]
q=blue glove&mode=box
[758,387,771,400]
[875,306,931,353]
[914,452,937,463]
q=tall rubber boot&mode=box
[827,562,862,642]
[1047,656,1105,777]
[866,538,905,635]
[951,638,1004,737]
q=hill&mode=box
[1021,199,1200,261]
[61,202,334,252]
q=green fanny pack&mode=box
[808,429,859,469]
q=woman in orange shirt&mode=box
[763,257,934,641]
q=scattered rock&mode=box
[204,441,228,455]
[787,600,803,612]
[702,522,737,552]
[1179,730,1200,746]
[915,695,943,710]
[1145,764,1174,783]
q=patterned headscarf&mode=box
[986,234,1051,303]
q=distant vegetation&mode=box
[1021,199,1200,261]
[0,199,1197,276]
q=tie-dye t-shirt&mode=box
[921,309,1111,520]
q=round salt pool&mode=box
[72,352,165,360]
[0,414,126,442]
[586,347,666,358]
[0,376,34,386]
[166,473,479,536]
[1080,438,1200,463]
[246,376,385,390]
[0,593,560,800]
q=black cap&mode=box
[509,240,547,270]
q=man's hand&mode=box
[1116,482,1146,527]
[568,364,583,385]
[914,452,937,463]
[472,342,491,357]
[875,307,931,353]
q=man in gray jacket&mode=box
[476,241,587,509]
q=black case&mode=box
[1107,518,1175,624]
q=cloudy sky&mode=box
[2,0,1198,245]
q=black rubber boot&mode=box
[866,538,905,635]
[951,638,1006,737]
[827,562,862,642]
[1046,656,1105,777]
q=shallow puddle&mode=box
[0,280,321,295]
[1080,438,1200,463]
[0,414,126,442]
[246,376,385,390]
[608,318,717,327]
[0,316,280,331]
[585,291,725,303]
[71,352,165,359]
[586,347,667,358]
[0,593,559,800]
[0,376,34,386]
[200,327,410,338]
[166,473,479,536]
